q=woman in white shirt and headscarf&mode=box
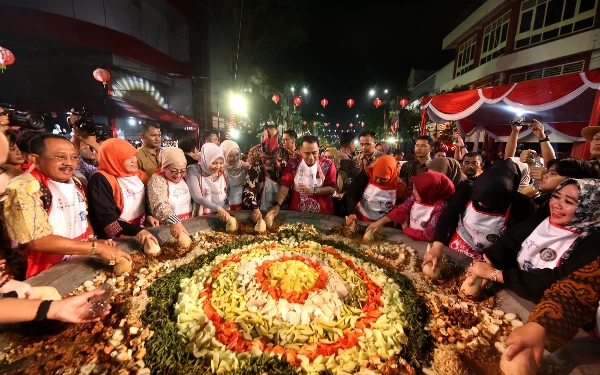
[186,143,230,222]
[220,140,249,211]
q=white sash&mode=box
[200,173,229,215]
[516,218,579,271]
[408,202,436,230]
[116,176,145,224]
[167,179,192,220]
[455,201,507,251]
[294,159,323,191]
[46,179,88,241]
[357,183,396,221]
[260,176,280,212]
[225,168,246,207]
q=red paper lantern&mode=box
[346,98,355,108]
[320,98,328,108]
[399,98,409,107]
[336,123,340,128]
[324,123,328,127]
[374,98,383,108]
[272,94,280,104]
[294,97,302,106]
[361,122,365,127]
[349,123,354,128]
[93,68,111,87]
[0,47,15,72]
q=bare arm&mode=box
[28,235,130,262]
[530,120,556,163]
[504,126,522,159]
[453,134,467,161]
[315,186,335,196]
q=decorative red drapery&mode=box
[420,70,600,141]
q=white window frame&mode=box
[509,60,585,83]
[456,35,477,77]
[515,0,598,50]
[481,11,511,65]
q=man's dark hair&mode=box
[301,135,319,148]
[283,129,297,139]
[29,133,71,155]
[393,149,404,156]
[463,151,483,163]
[178,137,196,153]
[340,133,355,147]
[549,158,600,179]
[204,132,217,142]
[416,135,434,148]
[96,135,109,143]
[359,130,376,140]
[141,121,160,133]
[435,150,446,155]
[263,123,277,130]
[16,130,45,154]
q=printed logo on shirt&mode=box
[522,259,534,272]
[486,234,500,243]
[420,221,428,228]
[79,211,87,222]
[55,198,76,211]
[385,201,393,209]
[539,248,557,262]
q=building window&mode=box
[456,35,477,77]
[509,60,585,83]
[515,0,597,50]
[481,11,511,66]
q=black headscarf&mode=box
[470,158,521,213]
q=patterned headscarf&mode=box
[554,178,600,261]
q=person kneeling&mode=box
[366,171,455,241]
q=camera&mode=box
[0,104,45,130]
[510,116,533,127]
[68,107,96,137]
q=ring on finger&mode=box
[109,260,115,266]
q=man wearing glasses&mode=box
[462,152,484,181]
[1,134,129,279]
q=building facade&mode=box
[411,0,599,94]
[0,0,206,142]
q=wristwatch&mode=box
[538,136,550,143]
[491,269,500,282]
[272,201,281,207]
[91,241,98,255]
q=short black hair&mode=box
[141,121,160,133]
[393,149,404,156]
[550,158,600,179]
[359,130,376,140]
[416,135,434,148]
[283,129,297,139]
[204,132,217,142]
[263,123,277,130]
[435,150,446,155]
[16,130,45,154]
[300,135,319,148]
[340,133,355,147]
[96,135,109,143]
[29,133,71,155]
[5,130,18,146]
[178,137,196,153]
[463,151,483,162]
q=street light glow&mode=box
[387,137,395,144]
[384,89,389,94]
[291,87,295,92]
[369,89,375,97]
[303,87,308,95]
[231,129,240,139]
[230,94,247,116]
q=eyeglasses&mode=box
[463,161,480,166]
[167,169,187,176]
[50,155,79,162]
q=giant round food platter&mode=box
[0,212,585,375]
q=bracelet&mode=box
[34,300,53,321]
[313,186,317,195]
[91,241,98,255]
[491,269,499,282]
[0,277,10,289]
[539,136,550,143]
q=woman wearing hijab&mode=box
[344,155,403,225]
[186,143,230,222]
[423,159,536,272]
[87,139,158,245]
[323,148,349,197]
[242,141,282,223]
[220,140,249,211]
[427,157,466,189]
[468,178,600,301]
[366,171,455,241]
[146,148,191,239]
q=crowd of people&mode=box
[0,114,599,372]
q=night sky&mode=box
[269,0,477,126]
